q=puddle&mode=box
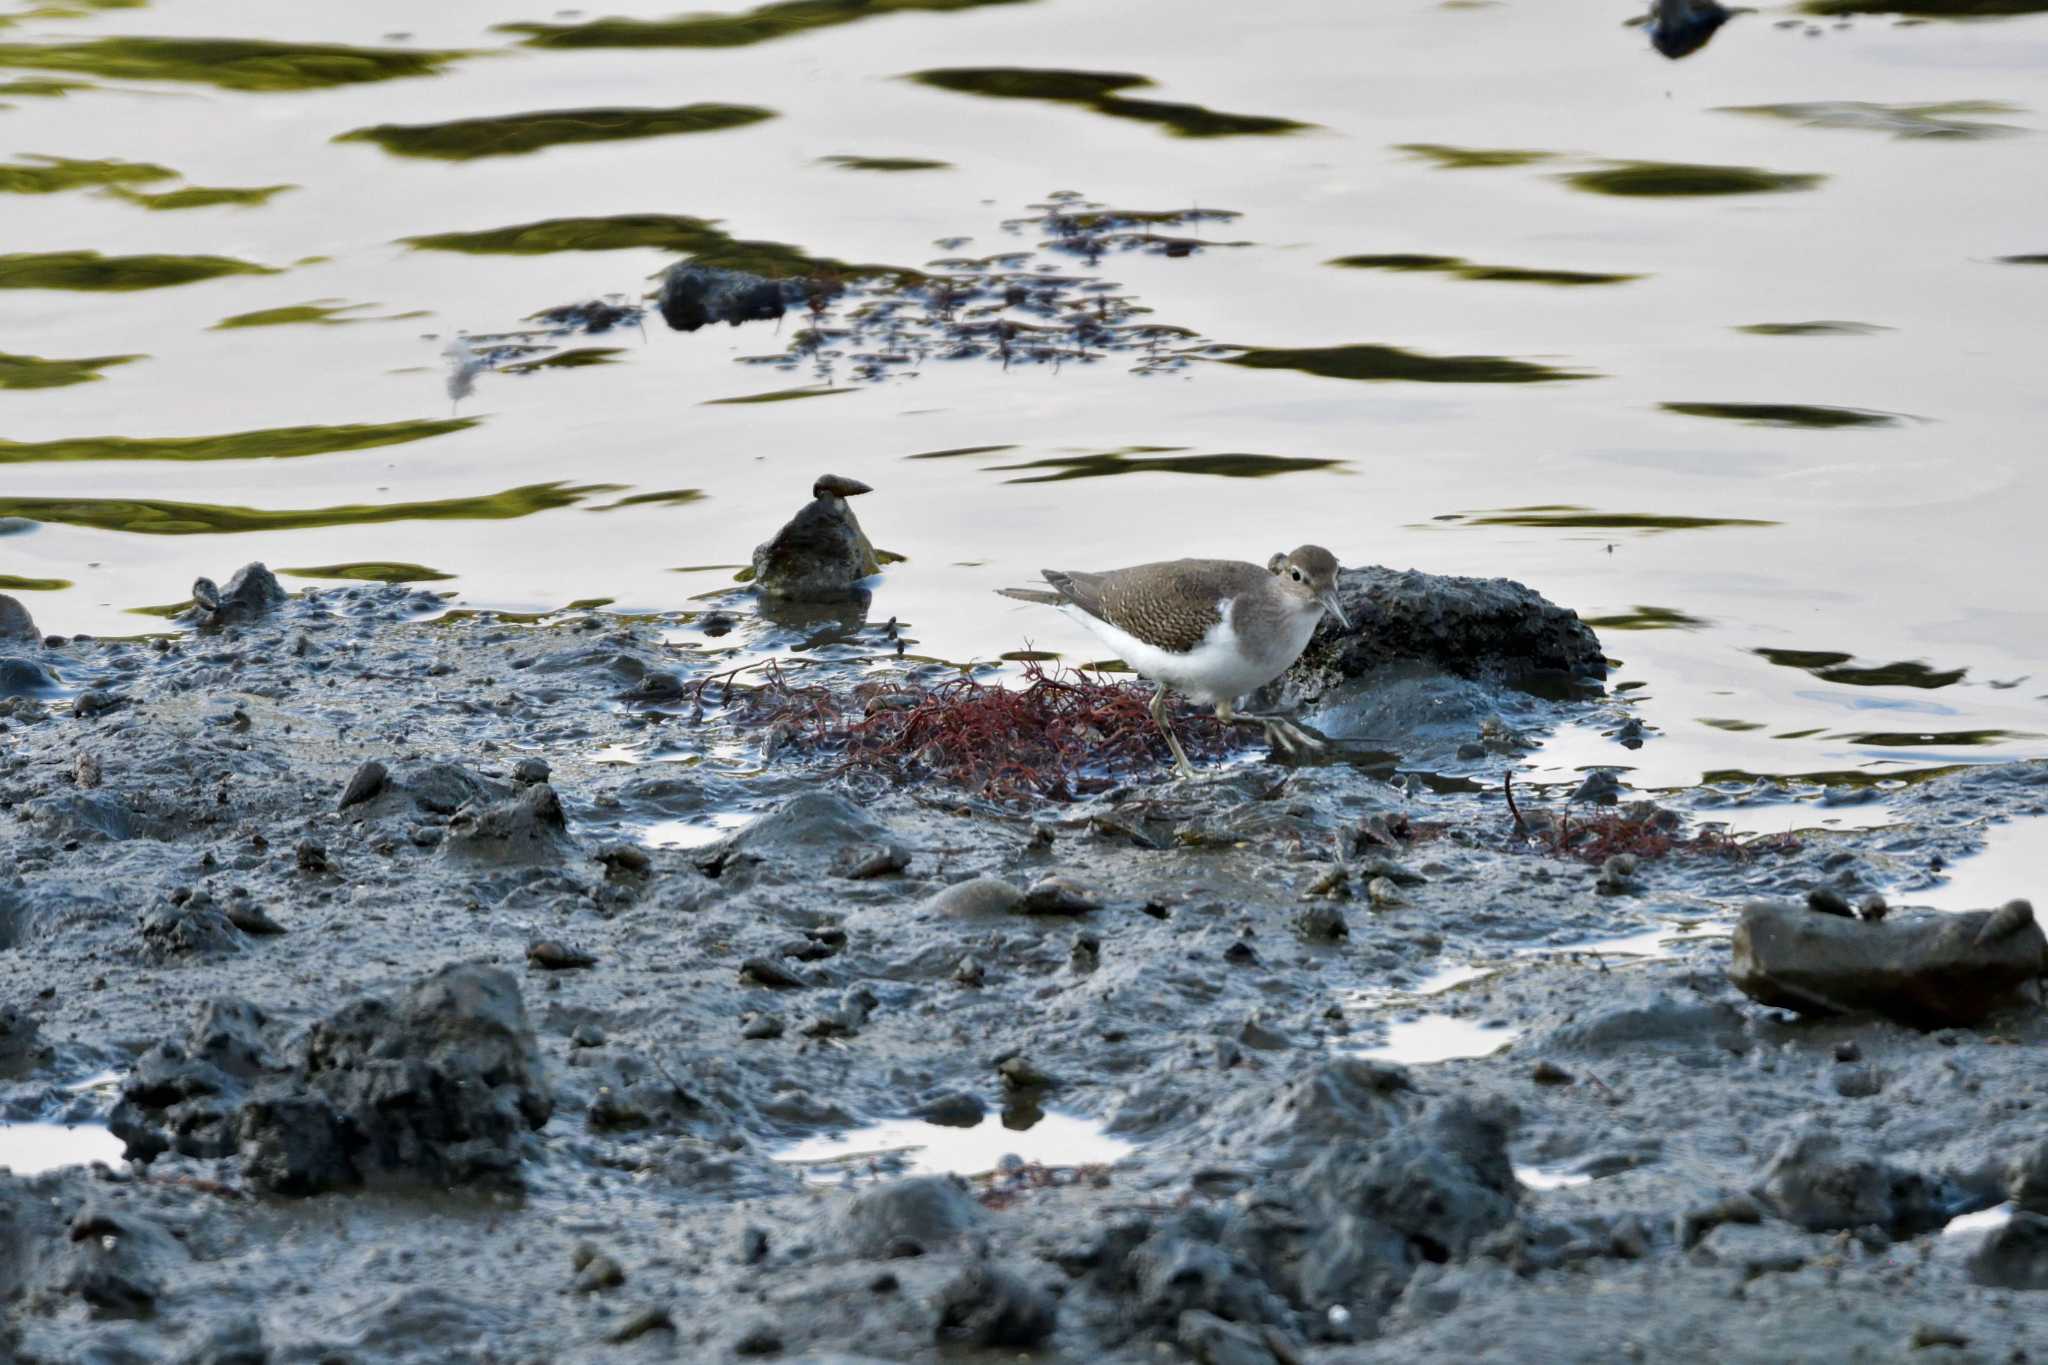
[1515,1164,1595,1191]
[1941,1203,2015,1238]
[1355,1015,1519,1065]
[773,1111,1134,1183]
[0,1122,126,1175]
[1688,801,1900,838]
[1411,962,1500,996]
[637,812,755,849]
[1915,818,2046,911]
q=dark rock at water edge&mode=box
[659,264,809,333]
[187,563,286,628]
[1753,1131,1956,1238]
[1729,898,2046,1028]
[110,963,551,1195]
[751,474,883,601]
[1269,566,1606,711]
[1648,0,1733,60]
[0,593,35,642]
[1970,1212,2048,1290]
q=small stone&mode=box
[914,1092,986,1127]
[72,689,123,720]
[1908,1323,1970,1350]
[512,757,550,785]
[1805,886,1855,918]
[835,841,911,879]
[732,1322,782,1356]
[1366,877,1405,909]
[740,957,808,990]
[998,1055,1056,1090]
[596,842,651,878]
[953,956,985,987]
[740,1011,784,1040]
[1858,895,1889,923]
[338,760,388,811]
[926,877,1023,918]
[572,1251,625,1293]
[72,752,101,789]
[1020,875,1101,914]
[570,1023,606,1048]
[294,841,332,874]
[605,1306,673,1344]
[1530,1060,1574,1086]
[1832,1040,1861,1063]
[738,1225,770,1265]
[528,939,596,970]
[1223,939,1260,965]
[1293,902,1348,942]
[224,902,285,936]
[1832,1064,1883,1098]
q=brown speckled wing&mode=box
[1043,559,1264,654]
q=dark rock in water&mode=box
[1729,898,2046,1028]
[0,593,35,642]
[112,965,549,1195]
[0,1003,45,1077]
[338,759,389,810]
[1269,566,1605,710]
[2011,1138,2048,1213]
[240,963,552,1195]
[1969,1211,2048,1290]
[1648,0,1733,60]
[0,654,58,698]
[443,783,574,863]
[838,1176,984,1259]
[936,1263,1058,1347]
[1753,1132,1955,1238]
[658,263,806,333]
[188,562,286,628]
[533,297,643,334]
[750,474,882,601]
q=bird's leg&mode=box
[1151,683,1198,779]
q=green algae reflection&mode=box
[1719,100,2023,140]
[1803,0,2048,15]
[337,104,775,161]
[0,37,467,92]
[501,0,1036,49]
[1227,343,1593,384]
[0,152,171,194]
[0,349,140,389]
[0,250,276,291]
[0,573,70,591]
[987,448,1343,484]
[0,481,616,536]
[1328,254,1640,286]
[1395,143,1557,170]
[819,154,951,172]
[1737,321,1889,336]
[280,562,455,584]
[1754,647,1966,689]
[0,418,477,465]
[1563,161,1822,197]
[1660,402,1903,429]
[702,385,851,404]
[109,183,294,210]
[1583,606,1711,631]
[212,300,428,330]
[402,214,912,280]
[908,68,1310,138]
[1455,506,1776,532]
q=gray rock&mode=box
[700,792,897,885]
[338,759,389,810]
[0,654,58,698]
[2009,1138,2048,1213]
[1531,990,1748,1057]
[837,1175,983,1258]
[750,477,882,601]
[1649,0,1733,60]
[1753,1131,1953,1237]
[55,1202,186,1318]
[1268,565,1606,710]
[658,263,807,333]
[1729,898,2046,1027]
[442,784,574,864]
[926,877,1024,918]
[935,1263,1057,1346]
[1968,1210,2048,1290]
[138,900,246,961]
[0,593,35,642]
[1176,1309,1283,1365]
[188,562,286,627]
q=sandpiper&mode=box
[999,546,1348,779]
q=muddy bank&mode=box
[2,576,2045,1363]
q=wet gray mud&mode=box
[3,573,2047,1363]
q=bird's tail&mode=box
[995,587,1063,606]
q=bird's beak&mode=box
[1319,589,1349,629]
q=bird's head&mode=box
[1268,545,1348,627]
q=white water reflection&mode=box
[1356,1015,1519,1066]
[1941,1203,2015,1238]
[636,811,755,850]
[774,1111,1133,1183]
[1915,818,2045,913]
[0,1122,126,1175]
[1515,1164,1596,1192]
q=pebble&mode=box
[527,939,597,970]
[338,760,389,811]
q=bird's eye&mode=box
[1290,568,1303,581]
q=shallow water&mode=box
[1912,814,2047,909]
[0,1120,125,1175]
[5,0,2047,793]
[1356,1014,1521,1066]
[772,1109,1134,1182]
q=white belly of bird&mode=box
[1060,598,1315,706]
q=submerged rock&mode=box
[1729,898,2046,1028]
[659,263,808,333]
[750,474,882,601]
[1268,566,1605,711]
[1647,0,1733,60]
[188,562,286,628]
